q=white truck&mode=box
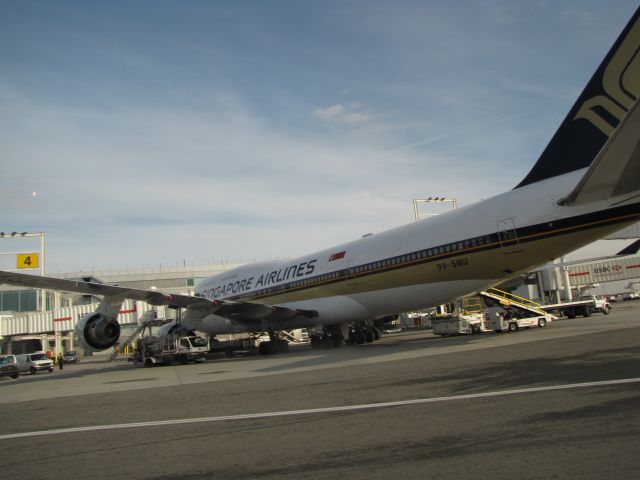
[132,334,208,367]
[431,312,488,336]
[539,295,611,319]
[492,310,554,332]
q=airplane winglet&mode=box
[558,96,640,205]
[616,238,640,255]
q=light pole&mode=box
[0,231,47,311]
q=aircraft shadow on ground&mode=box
[253,330,493,374]
[380,345,640,393]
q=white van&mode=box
[16,353,54,374]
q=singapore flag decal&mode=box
[329,251,346,262]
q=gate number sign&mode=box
[17,253,39,269]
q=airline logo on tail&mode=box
[516,8,640,189]
[575,14,640,136]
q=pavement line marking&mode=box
[1,377,638,441]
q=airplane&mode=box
[2,7,640,355]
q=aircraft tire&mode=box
[364,328,375,343]
[277,340,289,353]
[372,327,381,340]
[353,330,366,345]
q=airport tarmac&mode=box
[1,306,639,479]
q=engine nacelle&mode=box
[156,320,194,338]
[75,312,121,352]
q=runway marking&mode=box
[103,378,158,384]
[1,377,638,441]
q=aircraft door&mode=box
[497,218,521,254]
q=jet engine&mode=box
[75,312,121,352]
[156,320,194,338]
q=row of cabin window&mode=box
[353,234,495,273]
[238,234,496,299]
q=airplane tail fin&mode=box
[515,7,640,190]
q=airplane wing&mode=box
[0,270,318,324]
[527,238,640,272]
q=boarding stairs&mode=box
[479,288,558,320]
[108,310,162,361]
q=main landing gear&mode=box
[310,324,344,349]
[258,332,289,355]
[259,321,384,354]
[345,322,381,345]
[310,322,382,349]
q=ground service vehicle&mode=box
[132,335,208,367]
[431,296,488,336]
[540,295,611,318]
[16,353,54,374]
[0,355,20,379]
[492,311,554,332]
[431,312,487,336]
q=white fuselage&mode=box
[187,168,640,334]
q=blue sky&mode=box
[1,0,638,272]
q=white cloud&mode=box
[342,111,376,125]
[312,103,375,125]
[0,84,508,271]
[313,104,347,121]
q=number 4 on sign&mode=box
[17,253,39,269]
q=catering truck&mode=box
[132,334,208,367]
[431,312,488,336]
